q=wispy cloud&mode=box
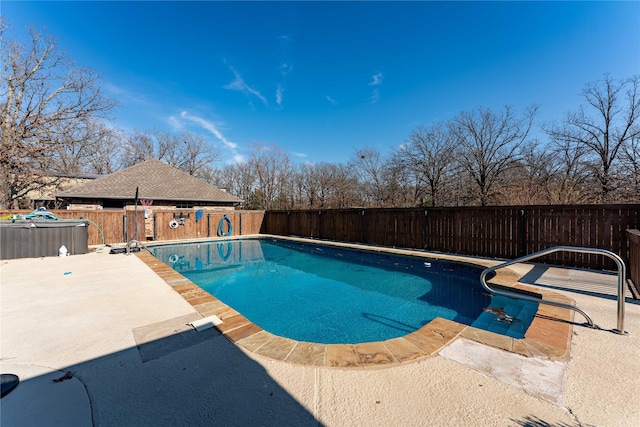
[168,115,184,131]
[368,72,383,103]
[274,35,294,108]
[178,111,238,150]
[291,151,307,158]
[276,84,284,107]
[176,111,245,164]
[369,88,380,104]
[103,82,148,104]
[369,72,383,86]
[224,63,268,107]
[326,96,338,105]
[279,62,293,76]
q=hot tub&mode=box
[0,220,89,259]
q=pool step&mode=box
[472,299,538,338]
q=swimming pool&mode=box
[152,238,537,344]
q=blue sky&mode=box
[3,1,639,165]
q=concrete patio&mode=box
[1,246,639,426]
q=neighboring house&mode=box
[56,159,242,211]
[19,173,100,209]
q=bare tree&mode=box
[543,133,593,204]
[0,21,115,207]
[299,162,362,209]
[387,151,420,206]
[544,74,640,202]
[498,141,553,205]
[453,105,537,206]
[16,118,122,208]
[120,129,165,167]
[179,132,220,178]
[297,163,322,209]
[209,162,256,206]
[287,165,306,209]
[620,133,640,202]
[397,122,457,207]
[247,142,292,210]
[120,129,219,177]
[51,118,122,175]
[379,156,418,207]
[86,125,124,175]
[350,147,391,207]
[328,163,360,208]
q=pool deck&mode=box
[2,236,639,426]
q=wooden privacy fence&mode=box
[3,206,637,274]
[1,210,264,246]
[262,205,640,271]
[151,210,264,241]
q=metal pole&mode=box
[134,187,139,241]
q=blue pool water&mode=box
[152,239,537,344]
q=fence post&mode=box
[153,214,157,241]
[122,215,127,243]
[361,210,366,243]
[423,210,429,250]
[394,217,398,247]
[628,229,640,296]
[519,209,526,257]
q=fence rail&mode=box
[262,205,640,271]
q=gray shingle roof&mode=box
[56,159,242,203]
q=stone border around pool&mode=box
[135,235,576,369]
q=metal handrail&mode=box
[125,239,152,255]
[480,246,628,335]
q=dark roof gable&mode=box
[56,159,242,203]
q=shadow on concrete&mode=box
[518,264,639,306]
[2,326,322,426]
[510,415,575,427]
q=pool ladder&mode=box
[480,246,628,335]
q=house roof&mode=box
[56,159,242,204]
